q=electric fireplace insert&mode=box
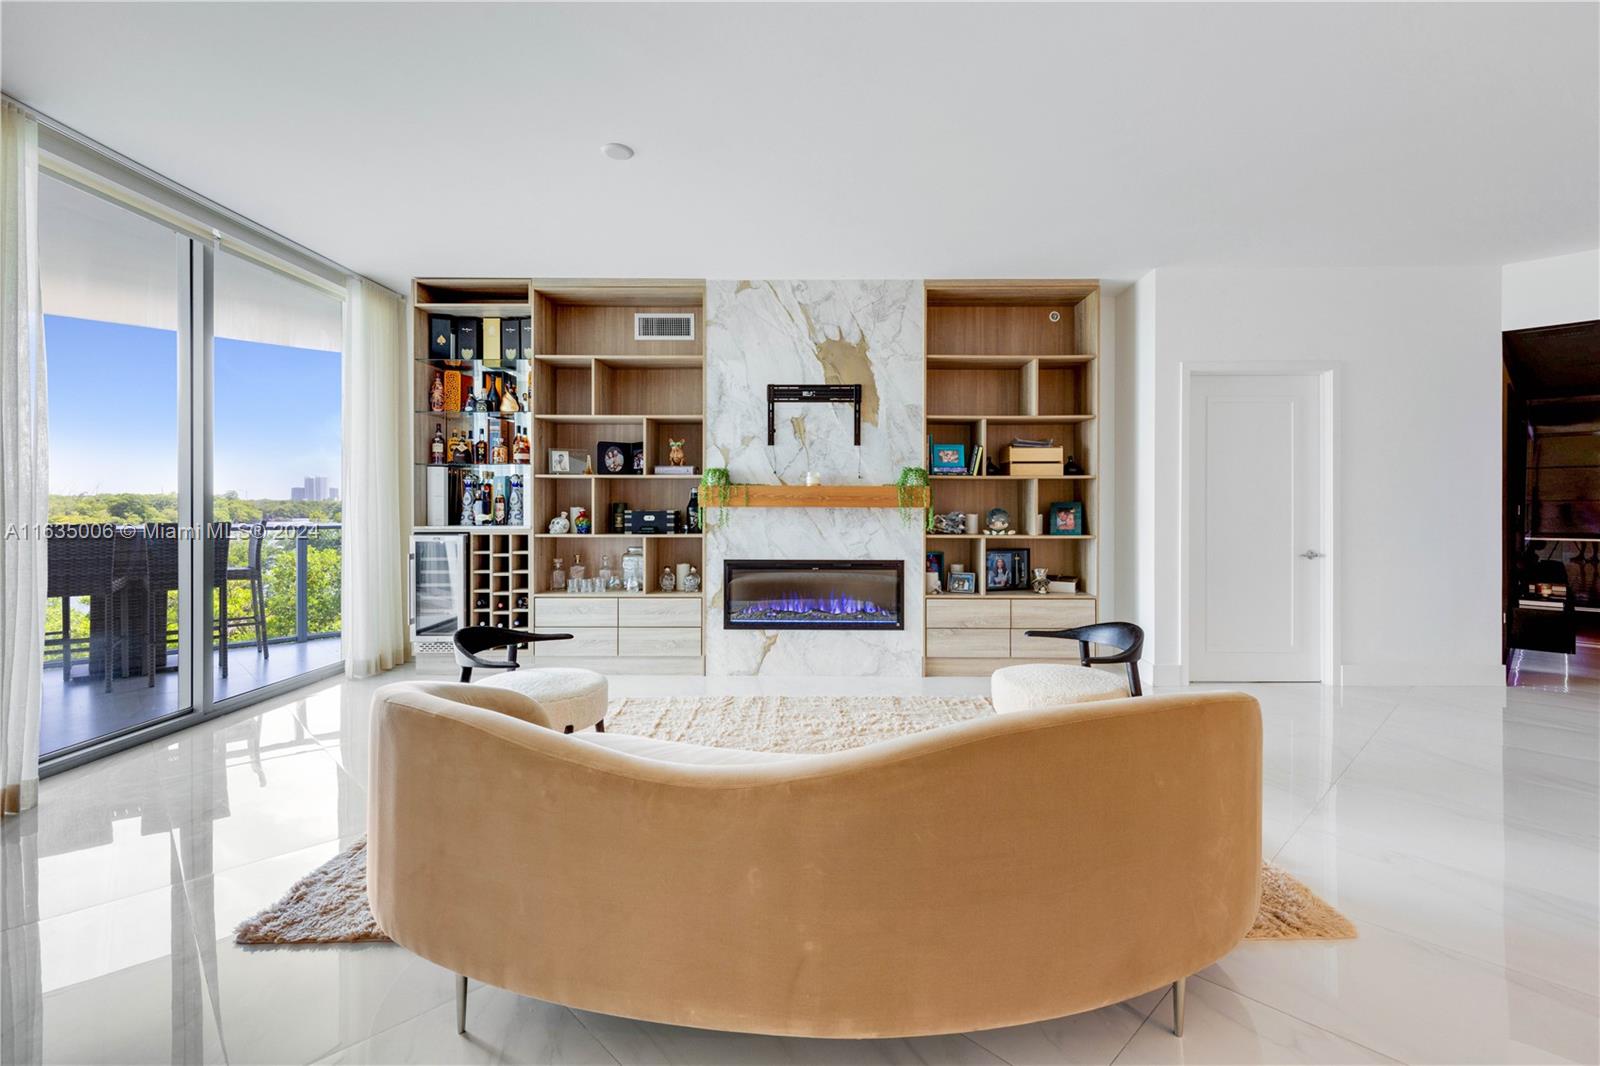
[723,560,904,630]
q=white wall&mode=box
[1112,273,1158,670]
[1120,267,1504,685]
[1502,249,1599,331]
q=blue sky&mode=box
[45,314,341,499]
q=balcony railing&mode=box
[44,520,342,671]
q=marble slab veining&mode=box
[703,280,926,676]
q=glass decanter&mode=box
[549,556,566,592]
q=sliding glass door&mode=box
[211,250,344,704]
[38,173,191,759]
[36,173,344,763]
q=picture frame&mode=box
[1048,501,1085,536]
[629,442,645,475]
[548,449,572,475]
[948,570,977,594]
[985,547,1031,591]
[930,443,967,475]
[597,441,631,475]
[925,550,945,574]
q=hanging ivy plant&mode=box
[896,467,932,530]
[700,468,733,528]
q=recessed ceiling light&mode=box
[601,143,635,161]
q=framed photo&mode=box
[948,570,977,594]
[1048,501,1085,535]
[986,548,1031,591]
[930,443,967,475]
[548,449,572,475]
[597,441,630,475]
[925,550,945,574]
[628,442,645,475]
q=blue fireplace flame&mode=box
[730,592,898,624]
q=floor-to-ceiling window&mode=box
[37,171,344,763]
[211,250,343,704]
[38,173,188,758]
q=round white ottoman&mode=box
[991,663,1128,714]
[476,667,608,733]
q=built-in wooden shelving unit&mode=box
[922,280,1101,677]
[410,279,707,671]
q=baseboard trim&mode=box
[1339,662,1506,686]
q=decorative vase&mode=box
[659,567,676,593]
[681,565,700,594]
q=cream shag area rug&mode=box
[237,693,1354,945]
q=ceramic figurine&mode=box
[668,438,686,466]
[1065,455,1084,475]
[986,507,1012,534]
[932,511,965,535]
[659,567,676,592]
[1031,568,1051,595]
[681,565,701,594]
[547,514,571,535]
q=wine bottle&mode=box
[431,423,445,465]
[474,430,488,464]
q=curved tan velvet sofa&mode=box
[367,681,1262,1039]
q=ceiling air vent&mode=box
[635,312,695,341]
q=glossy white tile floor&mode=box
[2,666,1596,1065]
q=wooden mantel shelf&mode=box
[701,484,929,509]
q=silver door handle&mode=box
[1300,549,1325,560]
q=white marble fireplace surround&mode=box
[704,280,925,675]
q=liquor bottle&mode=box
[508,475,524,525]
[429,372,445,413]
[431,423,445,465]
[598,554,614,590]
[491,429,508,464]
[686,488,701,533]
[448,430,470,464]
[568,553,586,590]
[474,430,488,464]
[460,473,477,525]
[511,430,531,465]
[475,479,492,524]
[549,557,567,592]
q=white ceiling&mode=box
[4,2,1596,292]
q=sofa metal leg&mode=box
[1171,976,1186,1037]
[456,974,467,1034]
[563,724,574,734]
[595,719,605,733]
[459,667,472,683]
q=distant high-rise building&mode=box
[290,475,335,502]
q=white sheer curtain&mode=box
[0,101,47,814]
[341,276,410,677]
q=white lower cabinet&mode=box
[534,597,702,661]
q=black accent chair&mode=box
[453,625,574,683]
[1021,621,1145,697]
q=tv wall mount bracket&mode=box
[767,384,863,446]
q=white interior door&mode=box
[1188,373,1323,681]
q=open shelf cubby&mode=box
[923,281,1101,675]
